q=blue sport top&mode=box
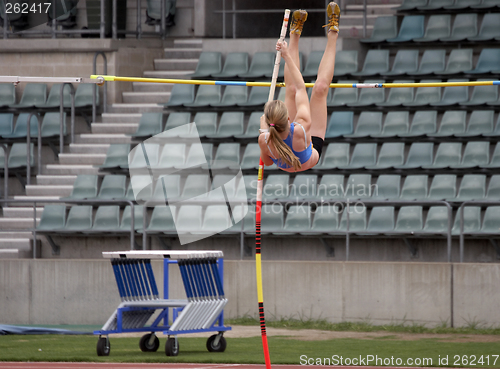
[265,122,312,169]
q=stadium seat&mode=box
[129,112,163,138]
[8,143,33,169]
[96,174,127,199]
[439,50,473,76]
[339,206,367,232]
[345,112,382,137]
[468,14,500,41]
[302,51,324,79]
[444,0,481,10]
[484,114,500,136]
[481,143,500,168]
[440,14,478,42]
[325,111,354,138]
[317,174,344,200]
[62,174,98,200]
[422,206,449,235]
[487,92,500,106]
[126,175,153,202]
[184,85,221,107]
[153,143,185,169]
[464,49,500,74]
[371,175,401,200]
[413,15,451,42]
[386,15,425,42]
[365,142,405,169]
[383,50,419,76]
[418,0,454,10]
[10,83,46,108]
[333,50,358,77]
[239,143,260,170]
[164,84,195,107]
[345,174,372,199]
[275,205,311,235]
[73,84,98,108]
[237,86,270,107]
[399,111,437,137]
[153,174,181,202]
[461,83,498,106]
[197,205,232,234]
[178,143,213,169]
[359,16,398,43]
[363,207,395,234]
[452,142,490,168]
[35,84,71,108]
[347,80,385,107]
[301,205,339,235]
[428,111,467,137]
[376,83,414,107]
[127,143,160,169]
[428,175,457,200]
[315,144,350,170]
[211,85,247,107]
[181,174,210,200]
[422,142,462,169]
[352,50,389,77]
[239,52,275,79]
[41,112,66,138]
[372,112,410,137]
[235,112,260,139]
[238,175,257,202]
[191,112,217,137]
[327,81,358,107]
[207,112,244,138]
[229,205,255,234]
[37,205,66,231]
[288,175,317,200]
[2,113,39,139]
[387,206,423,234]
[264,52,303,78]
[454,174,486,201]
[400,175,428,200]
[120,205,144,231]
[91,206,120,231]
[0,114,13,136]
[478,207,500,234]
[431,80,469,106]
[452,206,481,235]
[99,144,130,170]
[471,0,500,9]
[163,112,191,136]
[486,175,500,198]
[403,80,441,107]
[191,52,222,79]
[175,205,202,233]
[0,84,15,107]
[207,174,237,201]
[64,206,93,232]
[263,174,289,200]
[211,143,240,169]
[212,52,249,79]
[394,0,427,11]
[338,143,377,169]
[147,205,176,234]
[409,50,446,76]
[261,204,284,234]
[395,143,434,169]
[457,110,494,136]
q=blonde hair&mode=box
[264,100,301,171]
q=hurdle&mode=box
[94,250,231,357]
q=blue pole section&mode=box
[178,260,193,299]
[111,260,126,300]
[194,259,208,298]
[129,260,142,299]
[118,261,132,300]
[145,259,159,298]
[192,260,205,298]
[186,260,200,298]
[163,258,169,300]
[211,258,225,297]
[202,259,216,298]
[124,260,138,299]
[132,260,147,299]
[138,260,152,299]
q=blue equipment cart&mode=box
[94,250,231,356]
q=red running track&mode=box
[0,365,446,369]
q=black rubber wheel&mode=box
[165,337,179,356]
[206,334,227,352]
[96,337,110,356]
[139,333,160,352]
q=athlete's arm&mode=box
[258,134,275,166]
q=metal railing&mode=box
[93,52,108,123]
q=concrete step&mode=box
[122,92,171,104]
[44,164,99,175]
[59,153,106,165]
[0,217,40,230]
[91,123,138,134]
[0,231,33,238]
[69,143,110,154]
[3,207,43,218]
[26,185,73,197]
[101,113,142,123]
[174,39,203,49]
[76,134,132,144]
[0,239,31,250]
[154,58,199,71]
[143,70,194,79]
[36,175,77,185]
[133,82,174,93]
[108,103,164,114]
[164,47,202,59]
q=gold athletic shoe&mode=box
[290,9,308,35]
[324,2,340,33]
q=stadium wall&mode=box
[1,259,499,328]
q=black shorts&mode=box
[311,136,324,161]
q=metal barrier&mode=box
[25,112,42,186]
[59,83,76,153]
[0,143,8,200]
[93,52,108,123]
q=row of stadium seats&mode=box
[361,13,500,44]
[0,83,98,109]
[395,0,500,12]
[35,202,500,236]
[0,143,33,170]
[0,112,67,140]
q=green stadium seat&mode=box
[175,205,202,234]
[372,175,401,200]
[468,14,500,41]
[383,51,419,76]
[181,174,210,200]
[8,143,33,169]
[177,143,212,169]
[413,15,451,42]
[400,175,428,200]
[487,92,500,107]
[288,175,317,200]
[315,143,350,170]
[334,50,358,77]
[211,85,247,107]
[196,205,232,234]
[152,143,185,169]
[478,207,500,234]
[387,206,423,234]
[440,50,473,76]
[64,206,92,232]
[363,207,395,234]
[345,174,372,199]
[41,112,66,138]
[457,110,494,136]
[399,111,437,137]
[238,86,270,107]
[164,84,195,107]
[440,14,478,42]
[191,52,222,79]
[347,80,385,106]
[464,49,500,74]
[228,205,254,234]
[365,142,405,169]
[239,143,260,170]
[100,144,130,170]
[444,0,481,9]
[418,0,454,10]
[428,175,457,200]
[120,205,144,231]
[376,83,414,107]
[484,114,500,136]
[37,205,66,231]
[150,174,180,203]
[275,205,311,235]
[0,84,15,108]
[239,52,274,79]
[422,206,450,235]
[184,85,221,107]
[481,143,500,168]
[301,205,339,235]
[261,204,284,234]
[212,52,249,79]
[428,111,467,137]
[317,175,344,200]
[394,0,427,11]
[263,174,289,200]
[235,112,260,139]
[127,143,160,169]
[62,174,98,200]
[35,84,71,108]
[409,50,446,76]
[146,205,176,234]
[302,51,324,79]
[452,142,490,168]
[190,112,217,137]
[372,112,410,137]
[386,15,425,42]
[211,143,240,169]
[10,83,46,108]
[345,112,382,138]
[73,84,98,108]
[339,206,367,232]
[325,111,354,138]
[452,206,481,235]
[236,175,257,203]
[207,112,244,138]
[403,80,441,107]
[395,143,434,169]
[486,175,500,198]
[461,84,498,106]
[91,206,120,231]
[352,50,389,77]
[453,174,486,201]
[338,143,377,169]
[163,112,191,138]
[264,52,303,79]
[328,81,358,107]
[129,112,163,138]
[208,174,237,201]
[0,114,13,136]
[125,175,152,202]
[3,113,39,139]
[431,80,469,106]
[97,174,127,200]
[360,16,398,43]
[471,0,500,9]
[422,142,462,169]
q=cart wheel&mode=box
[165,337,179,356]
[96,337,110,356]
[206,334,227,352]
[139,333,160,352]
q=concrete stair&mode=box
[91,123,138,134]
[25,185,73,197]
[44,164,99,175]
[69,144,110,154]
[58,153,106,165]
[101,113,142,123]
[122,92,171,104]
[109,103,164,114]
